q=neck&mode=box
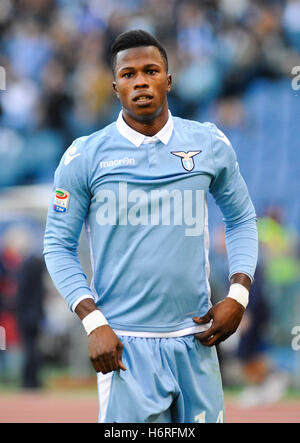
[122,104,169,137]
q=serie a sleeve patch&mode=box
[53,188,70,213]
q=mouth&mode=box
[133,94,154,105]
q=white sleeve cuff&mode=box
[72,295,95,312]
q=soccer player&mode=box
[44,30,258,423]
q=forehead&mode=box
[115,46,165,72]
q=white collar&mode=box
[116,110,174,147]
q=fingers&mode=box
[193,311,213,325]
[90,341,126,374]
[118,360,127,371]
[196,328,232,347]
[193,310,214,343]
[91,353,117,374]
[116,342,126,371]
[93,355,125,374]
[200,332,222,347]
[195,325,215,343]
[193,300,241,347]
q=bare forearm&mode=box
[230,272,251,291]
[75,298,99,320]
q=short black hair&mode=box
[111,29,168,76]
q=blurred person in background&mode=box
[0,224,46,389]
[39,57,73,148]
[0,225,24,381]
[16,236,46,390]
[283,0,300,53]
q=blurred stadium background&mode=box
[0,0,300,423]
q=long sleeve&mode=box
[43,138,95,310]
[208,123,258,280]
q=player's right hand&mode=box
[88,325,126,374]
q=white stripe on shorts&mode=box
[97,371,113,423]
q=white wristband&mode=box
[227,283,249,309]
[82,310,108,336]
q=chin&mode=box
[130,105,163,122]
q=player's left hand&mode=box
[193,297,245,347]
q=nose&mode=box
[134,72,149,89]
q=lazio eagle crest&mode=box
[171,151,202,171]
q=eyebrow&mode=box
[119,63,161,72]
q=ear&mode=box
[166,74,172,93]
[112,81,120,100]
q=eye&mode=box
[147,69,158,75]
[123,72,133,78]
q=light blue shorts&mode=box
[97,334,224,423]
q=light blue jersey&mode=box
[44,113,258,333]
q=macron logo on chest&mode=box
[100,157,136,169]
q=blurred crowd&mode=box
[0,0,300,402]
[0,0,300,185]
